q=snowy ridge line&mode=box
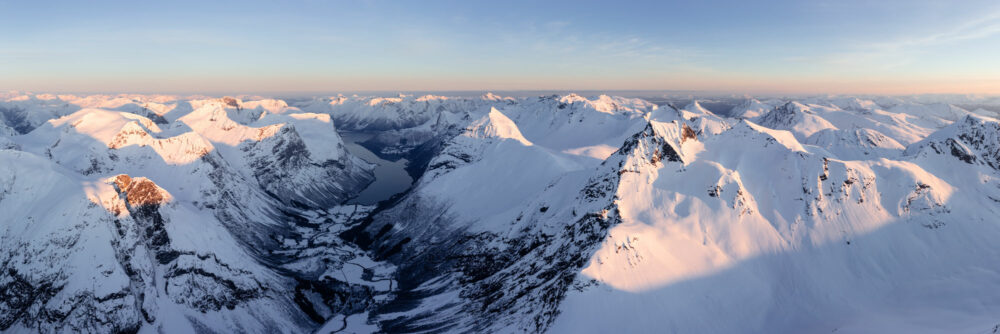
[3,92,1000,333]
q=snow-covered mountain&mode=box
[1,95,377,333]
[2,92,1000,333]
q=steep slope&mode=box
[888,102,971,128]
[16,108,214,174]
[6,92,1000,334]
[343,117,707,332]
[1,95,383,333]
[659,102,733,138]
[0,113,17,136]
[905,114,1000,171]
[0,151,313,333]
[756,101,838,139]
[549,118,1000,334]
[1,150,147,333]
[464,107,531,145]
[502,94,656,161]
[179,101,372,207]
[729,98,774,119]
[0,96,80,134]
[298,94,488,131]
[343,98,1000,333]
[805,127,905,160]
[825,96,881,112]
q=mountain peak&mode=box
[609,120,688,172]
[220,96,242,109]
[463,107,532,145]
[733,120,807,152]
[110,174,172,208]
[730,98,770,119]
[756,101,837,138]
[481,92,508,101]
[907,113,1000,169]
[805,127,904,160]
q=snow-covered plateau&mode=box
[2,92,1000,333]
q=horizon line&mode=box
[6,89,1000,99]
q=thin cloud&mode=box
[868,10,1000,50]
[491,20,707,74]
[791,9,1000,71]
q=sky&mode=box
[1,0,999,95]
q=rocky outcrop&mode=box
[112,174,170,208]
[906,114,1000,170]
[245,124,373,208]
[344,120,689,332]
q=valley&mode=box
[2,92,1000,333]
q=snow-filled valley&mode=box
[2,92,1000,333]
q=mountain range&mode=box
[2,92,1000,333]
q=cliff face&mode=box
[4,93,1000,333]
[0,95,379,333]
[112,174,169,208]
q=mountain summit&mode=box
[3,93,1000,333]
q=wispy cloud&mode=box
[867,10,1000,49]
[790,9,1000,71]
[489,20,707,74]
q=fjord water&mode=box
[340,132,413,205]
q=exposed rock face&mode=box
[245,124,373,208]
[442,123,694,332]
[906,114,1000,170]
[341,119,690,332]
[758,102,802,128]
[0,95,380,333]
[6,93,1000,333]
[621,122,685,166]
[754,101,837,138]
[681,123,698,142]
[112,174,170,208]
[0,152,146,333]
[222,96,242,110]
[729,98,772,119]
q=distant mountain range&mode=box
[2,92,1000,333]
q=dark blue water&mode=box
[341,132,413,205]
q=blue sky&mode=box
[1,0,999,94]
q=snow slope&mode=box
[332,93,1000,333]
[1,94,377,333]
[4,92,1000,333]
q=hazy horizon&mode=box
[6,89,1000,101]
